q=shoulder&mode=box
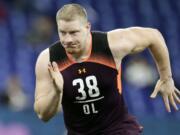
[36,48,49,65]
[107,27,156,37]
[91,31,107,40]
[35,49,50,77]
[91,31,108,46]
[49,40,62,51]
[107,27,159,45]
[49,40,67,62]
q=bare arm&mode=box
[108,27,180,112]
[34,49,63,122]
[108,27,171,78]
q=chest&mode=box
[60,62,117,103]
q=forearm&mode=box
[34,90,61,121]
[149,30,172,80]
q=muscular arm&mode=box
[34,49,63,122]
[108,27,171,80]
[108,27,180,112]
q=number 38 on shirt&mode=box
[72,75,101,114]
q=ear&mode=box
[86,22,91,31]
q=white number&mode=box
[72,75,100,100]
[73,76,100,115]
[86,76,100,97]
[72,79,87,100]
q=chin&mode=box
[66,49,80,54]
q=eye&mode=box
[60,31,66,35]
[70,31,79,35]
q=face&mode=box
[57,19,91,55]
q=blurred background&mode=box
[0,0,180,135]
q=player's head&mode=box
[56,4,91,55]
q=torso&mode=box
[49,31,141,135]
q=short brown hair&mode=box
[56,4,88,22]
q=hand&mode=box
[48,61,63,93]
[150,77,180,112]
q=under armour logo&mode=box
[78,68,86,74]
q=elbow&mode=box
[35,110,52,123]
[38,114,51,122]
[34,103,52,122]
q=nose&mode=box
[63,34,73,44]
